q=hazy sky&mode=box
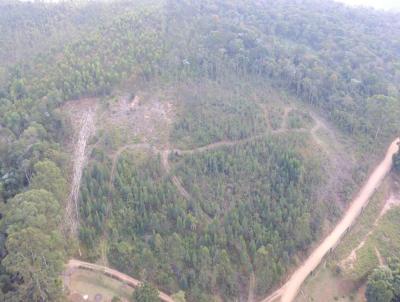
[335,0,400,10]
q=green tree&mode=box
[132,282,160,302]
[1,189,64,301]
[5,189,61,233]
[366,266,394,302]
[30,160,67,202]
[2,227,64,302]
[171,291,186,302]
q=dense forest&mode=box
[0,0,399,301]
[78,135,323,300]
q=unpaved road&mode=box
[65,110,95,237]
[261,138,400,302]
[66,259,175,302]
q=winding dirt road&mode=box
[261,137,400,302]
[66,259,175,302]
[161,106,310,202]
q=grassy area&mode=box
[68,269,133,301]
[332,183,387,261]
[372,207,400,260]
[296,265,361,302]
[287,109,314,130]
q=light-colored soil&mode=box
[379,192,400,218]
[375,247,384,266]
[248,273,256,302]
[102,94,173,147]
[63,99,97,238]
[261,138,400,302]
[65,259,175,302]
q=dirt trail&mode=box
[169,107,309,157]
[65,259,175,302]
[308,110,354,213]
[379,192,400,218]
[248,272,256,302]
[161,149,192,199]
[99,143,152,265]
[341,191,400,269]
[65,110,95,237]
[175,136,265,155]
[100,95,146,262]
[171,175,191,199]
[309,115,326,148]
[261,138,400,302]
[108,143,151,188]
[162,107,310,204]
[375,247,384,266]
[281,106,292,131]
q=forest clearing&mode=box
[1,1,400,302]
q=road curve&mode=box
[66,259,175,302]
[261,137,400,302]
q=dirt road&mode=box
[261,137,400,302]
[66,259,175,302]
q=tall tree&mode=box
[132,282,160,302]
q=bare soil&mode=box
[65,259,175,302]
[62,98,97,238]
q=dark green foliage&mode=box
[78,149,111,253]
[162,0,400,148]
[175,135,322,294]
[171,80,268,148]
[2,0,399,149]
[366,260,400,302]
[94,135,323,300]
[1,189,64,301]
[132,282,160,302]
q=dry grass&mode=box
[67,269,132,302]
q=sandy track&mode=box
[261,138,400,302]
[248,272,256,302]
[65,110,95,237]
[66,259,175,302]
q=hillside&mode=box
[0,1,399,302]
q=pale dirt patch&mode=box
[375,247,384,266]
[65,259,175,302]
[341,233,370,270]
[61,98,98,238]
[102,94,174,148]
[379,192,400,218]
